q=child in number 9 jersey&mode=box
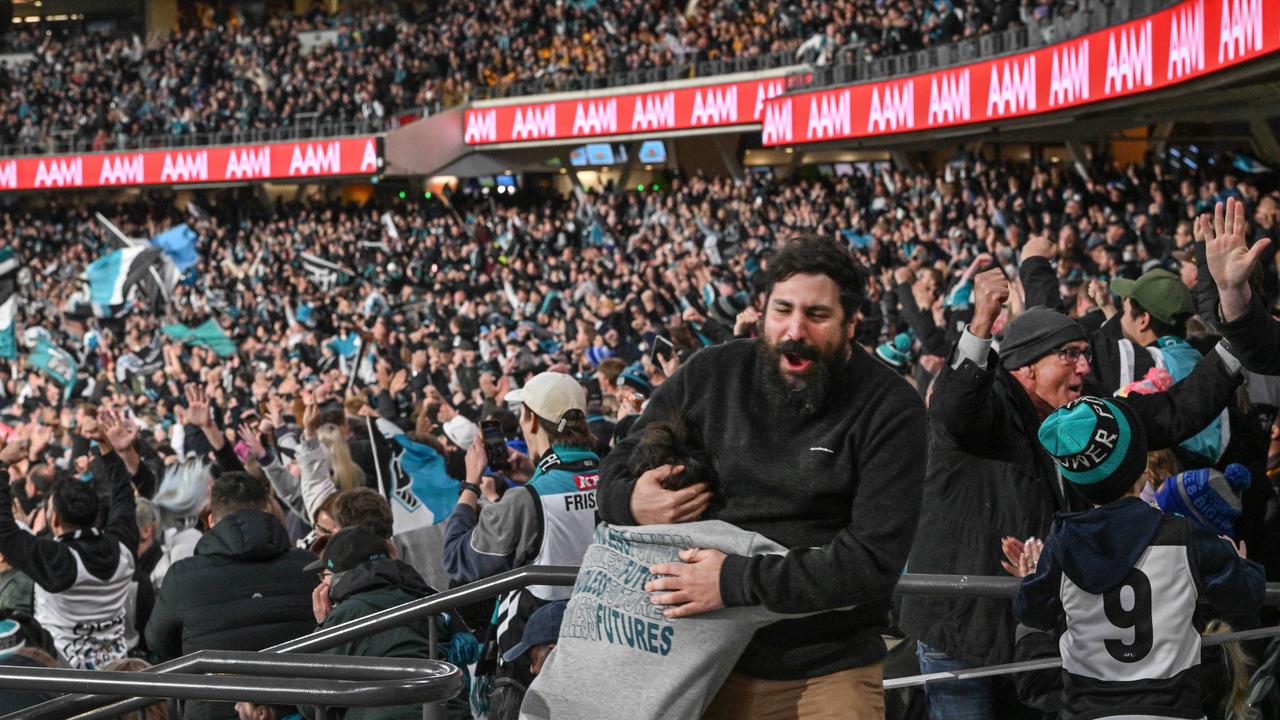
[1015,396,1264,720]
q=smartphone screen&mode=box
[650,335,675,366]
[481,419,510,471]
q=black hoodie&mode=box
[1015,498,1264,719]
[145,509,317,720]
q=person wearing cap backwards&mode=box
[442,371,599,708]
[1015,396,1263,720]
[599,235,927,718]
[300,526,473,720]
[900,265,1247,718]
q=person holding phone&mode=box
[442,371,600,712]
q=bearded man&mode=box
[598,234,926,719]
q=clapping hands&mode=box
[1001,536,1044,578]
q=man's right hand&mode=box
[629,464,711,525]
[970,268,1010,339]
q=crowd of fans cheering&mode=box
[0,142,1274,718]
[0,0,1071,151]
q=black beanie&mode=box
[999,307,1088,370]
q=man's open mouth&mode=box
[782,352,814,373]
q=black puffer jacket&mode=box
[900,340,1243,667]
[145,509,317,720]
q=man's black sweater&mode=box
[599,339,927,679]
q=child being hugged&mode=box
[1016,396,1265,720]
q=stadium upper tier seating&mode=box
[0,0,1068,153]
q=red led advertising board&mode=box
[463,76,792,145]
[0,136,381,191]
[762,0,1279,145]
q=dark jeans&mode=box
[916,642,994,720]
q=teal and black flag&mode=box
[0,247,19,360]
[28,336,77,400]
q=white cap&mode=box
[442,416,479,449]
[504,372,587,431]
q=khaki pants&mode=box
[702,663,885,720]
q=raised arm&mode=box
[1204,198,1271,323]
[100,448,141,557]
[442,484,539,583]
[893,283,949,357]
[1122,345,1243,451]
[1017,237,1064,312]
[930,267,1010,454]
[0,433,77,592]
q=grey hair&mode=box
[152,457,212,528]
[135,497,159,532]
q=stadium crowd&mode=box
[0,146,1274,718]
[0,0,1069,150]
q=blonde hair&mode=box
[317,425,366,492]
[1205,620,1254,719]
[1143,449,1182,492]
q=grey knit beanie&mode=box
[999,307,1088,370]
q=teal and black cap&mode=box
[1038,396,1147,505]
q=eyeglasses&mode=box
[1054,346,1092,365]
[316,570,334,583]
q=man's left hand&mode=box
[646,548,727,619]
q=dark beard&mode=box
[756,337,847,418]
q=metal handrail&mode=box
[0,651,461,707]
[899,573,1280,606]
[885,623,1280,689]
[13,565,579,720]
[18,566,1280,719]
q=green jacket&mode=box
[307,559,471,720]
[0,567,33,616]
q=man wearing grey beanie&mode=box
[901,267,1250,718]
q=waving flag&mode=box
[162,319,236,358]
[0,247,19,360]
[370,419,458,532]
[151,224,199,272]
[28,337,77,400]
[84,246,178,317]
[301,252,355,291]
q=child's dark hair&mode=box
[629,415,716,492]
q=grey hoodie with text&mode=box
[520,520,807,720]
